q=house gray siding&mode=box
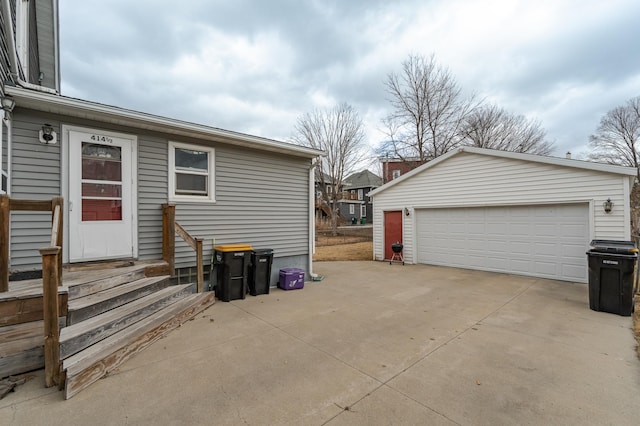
[1,4,10,97]
[169,140,310,269]
[9,110,61,270]
[8,110,312,275]
[34,0,57,90]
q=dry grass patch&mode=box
[314,227,373,261]
[313,241,372,261]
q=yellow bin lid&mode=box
[214,244,253,252]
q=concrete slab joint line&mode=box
[1,262,639,426]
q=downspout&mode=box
[308,157,321,279]
[2,0,59,95]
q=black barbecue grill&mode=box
[390,242,404,265]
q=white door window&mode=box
[69,130,136,262]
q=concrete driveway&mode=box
[2,261,639,425]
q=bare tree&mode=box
[589,96,640,181]
[382,54,476,162]
[461,104,554,155]
[292,102,366,234]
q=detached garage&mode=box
[370,147,637,283]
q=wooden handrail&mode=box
[1,195,64,292]
[162,204,204,293]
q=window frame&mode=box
[357,189,363,200]
[168,141,215,203]
[349,204,355,215]
[392,169,401,180]
[360,205,366,218]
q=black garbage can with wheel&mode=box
[587,240,638,316]
[212,244,253,302]
[249,249,274,296]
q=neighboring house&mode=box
[379,157,425,184]
[340,170,381,224]
[1,1,323,284]
[370,146,636,283]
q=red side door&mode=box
[384,210,403,260]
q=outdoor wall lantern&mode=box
[404,207,410,216]
[39,123,57,145]
[0,96,16,114]
[603,198,614,214]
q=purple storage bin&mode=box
[279,268,305,290]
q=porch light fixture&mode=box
[404,207,410,216]
[603,198,613,214]
[39,123,57,145]
[0,95,15,113]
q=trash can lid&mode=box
[214,244,254,252]
[589,240,638,254]
[252,248,273,255]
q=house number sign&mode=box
[89,134,114,144]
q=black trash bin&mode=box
[212,244,253,302]
[587,240,638,316]
[249,249,274,296]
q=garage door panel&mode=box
[416,204,589,282]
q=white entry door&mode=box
[68,130,136,262]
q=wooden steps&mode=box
[60,283,194,359]
[67,276,171,325]
[57,265,216,399]
[63,292,215,399]
[1,262,215,398]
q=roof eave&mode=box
[6,86,324,159]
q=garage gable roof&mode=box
[369,146,637,196]
[6,86,324,159]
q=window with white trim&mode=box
[349,204,355,215]
[357,189,363,200]
[392,169,401,179]
[360,205,366,217]
[169,142,215,202]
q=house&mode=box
[1,1,322,284]
[369,146,636,283]
[0,0,323,397]
[379,157,425,183]
[340,170,381,224]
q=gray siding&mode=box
[166,140,310,269]
[9,110,61,269]
[9,110,312,273]
[0,0,12,95]
[34,0,57,90]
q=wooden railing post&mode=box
[196,238,204,293]
[51,197,64,285]
[0,194,9,292]
[162,203,176,275]
[40,246,61,388]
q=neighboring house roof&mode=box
[344,170,382,189]
[369,146,637,196]
[6,86,324,159]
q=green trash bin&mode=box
[360,218,366,225]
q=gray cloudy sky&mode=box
[59,0,640,169]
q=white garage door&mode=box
[415,204,589,282]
